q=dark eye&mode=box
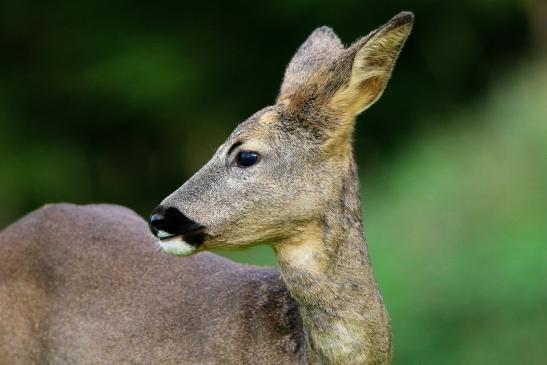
[235,151,260,167]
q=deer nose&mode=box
[149,206,204,239]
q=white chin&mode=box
[156,237,196,256]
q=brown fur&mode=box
[0,11,413,364]
[0,204,304,364]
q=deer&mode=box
[0,12,413,365]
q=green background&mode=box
[1,1,545,364]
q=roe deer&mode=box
[0,12,413,365]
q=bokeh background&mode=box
[1,1,545,364]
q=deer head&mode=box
[149,12,413,256]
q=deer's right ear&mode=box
[328,12,413,118]
[278,26,343,102]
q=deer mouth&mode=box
[148,206,207,251]
[156,236,195,256]
[156,226,206,246]
[156,227,207,256]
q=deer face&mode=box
[150,104,350,256]
[149,12,413,256]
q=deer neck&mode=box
[274,157,392,365]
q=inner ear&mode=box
[275,12,413,151]
[329,12,414,117]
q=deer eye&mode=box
[235,151,260,168]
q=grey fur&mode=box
[0,204,304,364]
[0,11,413,365]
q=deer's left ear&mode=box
[329,12,413,118]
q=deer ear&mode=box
[278,26,343,102]
[329,12,413,117]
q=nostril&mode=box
[149,213,167,233]
[149,205,169,236]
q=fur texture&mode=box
[0,204,305,364]
[0,11,413,364]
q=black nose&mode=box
[149,206,204,241]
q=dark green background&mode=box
[1,1,545,364]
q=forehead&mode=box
[230,105,280,140]
[228,102,328,145]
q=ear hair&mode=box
[278,26,343,103]
[329,12,414,118]
[275,12,413,154]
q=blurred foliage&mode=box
[0,1,545,364]
[0,0,535,219]
[366,63,547,365]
